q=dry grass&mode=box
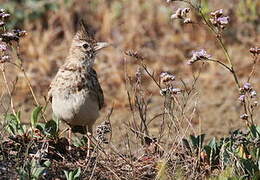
[0,0,259,178]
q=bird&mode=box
[47,21,109,144]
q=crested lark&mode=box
[48,21,109,136]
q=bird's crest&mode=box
[73,20,95,43]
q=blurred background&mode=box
[0,0,259,141]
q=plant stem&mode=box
[1,64,16,115]
[216,37,240,89]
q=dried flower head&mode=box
[210,9,230,29]
[183,18,192,24]
[238,95,245,103]
[171,8,190,20]
[13,29,27,38]
[243,82,252,91]
[1,32,19,42]
[0,55,10,63]
[240,114,249,121]
[250,90,257,98]
[253,101,258,107]
[0,21,4,27]
[0,13,10,20]
[210,9,223,18]
[96,121,111,144]
[160,87,181,96]
[249,47,260,56]
[188,49,211,64]
[0,43,7,51]
[125,50,144,60]
[160,72,175,84]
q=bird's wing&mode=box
[47,62,78,103]
[88,68,104,110]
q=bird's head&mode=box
[69,20,109,66]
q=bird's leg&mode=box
[86,126,93,158]
[68,126,72,151]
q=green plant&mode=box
[5,112,26,136]
[63,168,81,180]
[30,106,42,128]
[36,117,60,138]
[0,0,72,28]
[18,159,51,180]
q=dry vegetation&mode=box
[0,0,259,179]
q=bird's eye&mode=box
[83,43,90,49]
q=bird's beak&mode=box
[94,42,110,51]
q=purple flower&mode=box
[238,95,245,102]
[210,9,230,29]
[188,49,211,64]
[0,44,7,51]
[243,82,252,91]
[217,16,229,25]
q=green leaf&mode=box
[44,120,57,136]
[72,168,81,179]
[43,160,51,167]
[182,138,192,153]
[63,170,70,180]
[36,123,45,132]
[32,167,45,179]
[31,106,42,128]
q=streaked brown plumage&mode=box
[48,21,109,134]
